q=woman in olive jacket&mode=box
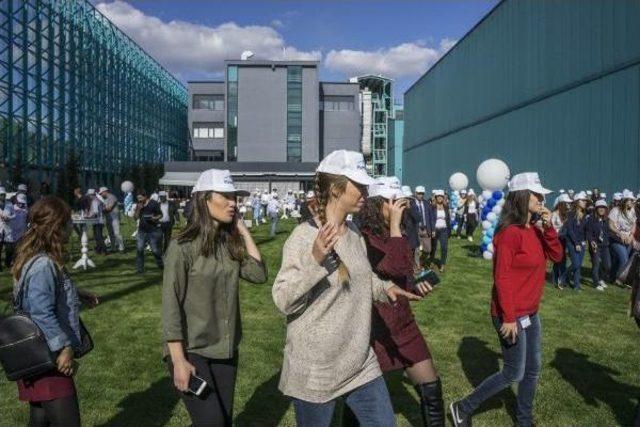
[162,169,267,427]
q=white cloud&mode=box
[270,19,284,29]
[324,39,456,79]
[95,1,321,79]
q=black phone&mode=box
[414,269,440,286]
[188,374,207,396]
[531,212,541,223]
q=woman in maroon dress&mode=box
[356,177,444,427]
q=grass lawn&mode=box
[1,218,639,426]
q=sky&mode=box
[92,0,498,99]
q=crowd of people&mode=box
[4,152,640,427]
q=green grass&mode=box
[1,219,639,426]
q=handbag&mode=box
[0,256,56,381]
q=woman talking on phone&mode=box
[357,176,444,427]
[162,169,267,427]
[450,173,563,427]
[273,150,421,426]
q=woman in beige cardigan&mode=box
[273,150,421,427]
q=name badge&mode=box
[518,315,531,329]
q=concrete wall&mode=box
[321,83,362,157]
[188,82,225,155]
[302,67,320,162]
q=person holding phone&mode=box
[356,176,444,427]
[162,169,267,427]
[273,150,421,426]
[608,190,637,285]
[450,173,563,427]
[561,191,589,291]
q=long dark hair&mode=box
[175,191,245,260]
[555,202,569,222]
[495,190,532,236]
[357,196,388,237]
[12,196,71,280]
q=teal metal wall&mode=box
[0,0,189,189]
[388,104,404,180]
[404,0,640,195]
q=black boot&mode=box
[415,378,445,427]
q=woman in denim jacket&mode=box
[11,196,98,427]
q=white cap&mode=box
[0,187,6,194]
[158,191,168,197]
[613,192,623,201]
[16,194,27,204]
[99,186,108,194]
[600,192,607,199]
[507,172,552,195]
[192,169,250,196]
[573,191,588,201]
[559,189,566,193]
[316,150,375,185]
[17,184,27,192]
[568,189,575,194]
[87,188,96,196]
[433,189,445,197]
[368,176,404,200]
[401,185,413,198]
[586,190,592,196]
[595,200,608,208]
[415,185,426,194]
[306,190,315,199]
[460,189,467,194]
[555,193,572,206]
[622,189,636,201]
[468,188,475,196]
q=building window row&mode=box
[287,66,303,162]
[192,94,225,111]
[193,122,224,139]
[322,95,355,111]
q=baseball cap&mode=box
[306,191,315,199]
[158,191,168,197]
[17,184,27,192]
[507,172,552,195]
[192,169,250,196]
[622,189,636,201]
[401,185,413,198]
[573,191,588,201]
[368,176,404,200]
[99,186,108,194]
[468,188,476,196]
[16,194,27,204]
[613,192,623,201]
[415,185,426,194]
[433,189,445,197]
[316,150,375,186]
[595,200,608,208]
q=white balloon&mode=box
[483,251,494,260]
[449,172,469,191]
[478,195,484,204]
[492,205,503,215]
[488,243,494,253]
[497,198,506,206]
[120,180,134,193]
[482,220,492,230]
[487,212,497,222]
[482,190,493,200]
[477,159,511,191]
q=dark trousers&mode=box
[28,394,81,427]
[466,213,479,237]
[460,314,542,427]
[92,224,107,254]
[160,222,173,254]
[136,229,163,273]
[168,353,238,427]
[430,229,449,266]
[455,214,465,237]
[590,244,611,284]
[564,243,586,289]
[4,241,16,268]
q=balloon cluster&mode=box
[479,190,505,259]
[449,190,460,232]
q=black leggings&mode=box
[28,395,81,427]
[169,353,238,427]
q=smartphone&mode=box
[414,269,440,286]
[188,374,207,396]
[531,212,541,223]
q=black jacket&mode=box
[586,215,610,246]
[564,211,588,246]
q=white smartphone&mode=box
[188,374,207,396]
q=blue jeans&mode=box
[552,256,567,285]
[459,314,542,427]
[430,228,449,266]
[590,245,611,284]
[136,229,164,272]
[610,242,632,280]
[292,376,395,427]
[269,214,279,237]
[562,242,585,289]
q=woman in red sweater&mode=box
[354,176,443,427]
[450,173,563,427]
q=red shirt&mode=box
[491,224,563,322]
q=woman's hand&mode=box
[575,244,582,252]
[414,280,433,297]
[389,198,409,233]
[500,322,518,344]
[312,223,339,265]
[56,346,75,376]
[385,285,422,303]
[172,359,196,392]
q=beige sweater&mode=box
[273,221,393,403]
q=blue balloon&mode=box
[492,191,503,200]
[487,198,496,208]
[482,236,492,246]
[482,206,491,215]
[480,243,487,252]
[486,228,494,238]
[481,213,487,221]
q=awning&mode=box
[159,172,200,186]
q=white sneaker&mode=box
[467,236,473,242]
[598,280,607,288]
[596,284,605,291]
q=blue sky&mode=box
[94,0,498,98]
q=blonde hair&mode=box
[314,172,350,286]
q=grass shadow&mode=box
[456,336,517,423]
[235,371,290,427]
[96,376,178,426]
[550,348,640,426]
[97,275,161,305]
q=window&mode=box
[196,151,224,161]
[323,95,355,111]
[193,122,224,139]
[287,66,303,162]
[227,66,238,161]
[192,94,224,111]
